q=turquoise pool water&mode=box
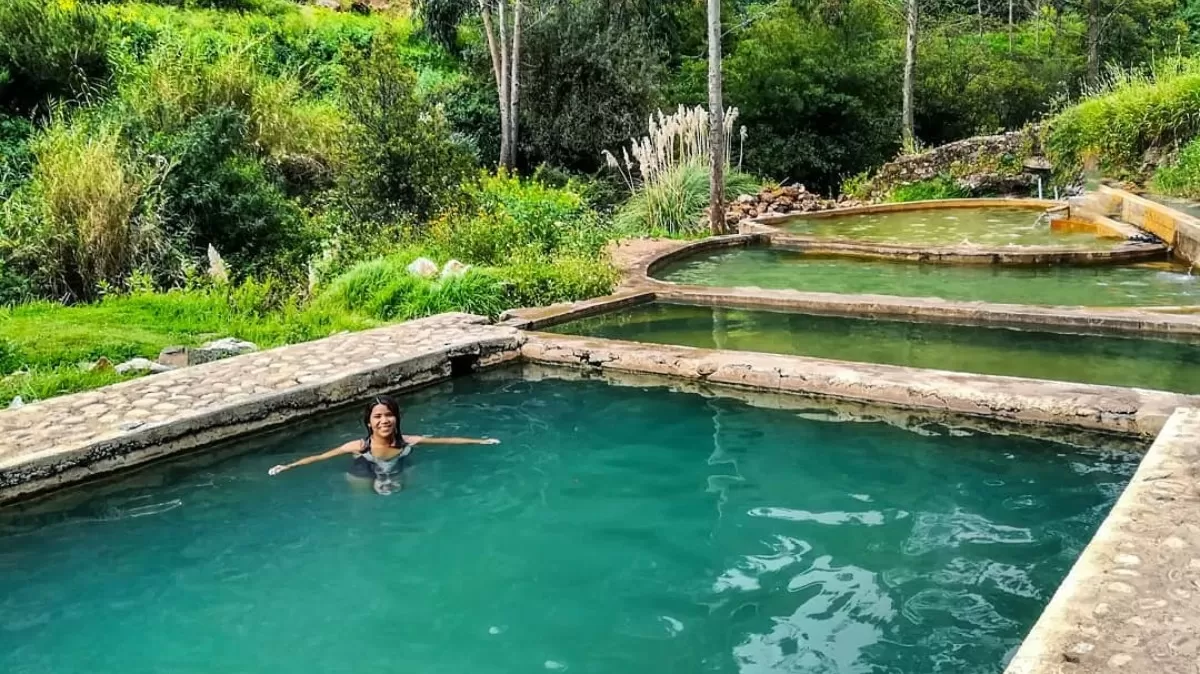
[657,247,1200,306]
[0,373,1136,674]
[547,302,1200,393]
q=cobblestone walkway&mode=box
[0,313,523,501]
[1006,406,1200,674]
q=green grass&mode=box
[0,250,619,406]
[0,287,377,405]
[1045,58,1200,178]
[1149,137,1200,198]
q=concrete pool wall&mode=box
[1082,185,1200,264]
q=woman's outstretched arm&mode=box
[268,441,361,475]
[407,435,500,446]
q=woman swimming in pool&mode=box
[267,396,498,495]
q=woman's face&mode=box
[369,404,398,437]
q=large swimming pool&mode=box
[0,372,1136,674]
[657,247,1200,307]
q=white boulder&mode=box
[116,358,174,375]
[406,257,439,278]
[440,259,472,279]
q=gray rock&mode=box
[158,345,188,368]
[115,358,174,375]
[8,395,23,409]
[189,338,258,365]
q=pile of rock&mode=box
[105,338,260,378]
[862,127,1040,200]
[723,185,862,226]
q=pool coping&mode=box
[518,332,1195,439]
[604,236,1200,338]
[1003,406,1200,674]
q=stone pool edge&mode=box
[519,333,1195,438]
[0,313,525,505]
[1003,406,1200,674]
[607,236,1200,338]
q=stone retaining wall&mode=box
[0,314,524,504]
[862,129,1038,199]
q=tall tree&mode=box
[707,0,725,235]
[478,0,524,169]
[902,0,918,152]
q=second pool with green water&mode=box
[657,247,1200,307]
[780,206,1116,249]
[547,301,1200,393]
[0,372,1136,674]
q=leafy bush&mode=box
[336,41,474,223]
[614,162,762,237]
[1045,58,1200,178]
[0,114,33,200]
[149,108,317,277]
[427,171,611,264]
[2,116,178,301]
[916,27,1082,146]
[517,1,668,171]
[1150,137,1200,197]
[0,0,112,113]
[677,2,897,192]
[887,175,968,202]
[492,253,617,307]
[314,253,508,320]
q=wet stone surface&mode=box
[0,313,523,501]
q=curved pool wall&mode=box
[774,204,1116,248]
[654,246,1200,308]
[741,198,1168,266]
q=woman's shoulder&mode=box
[401,434,425,446]
[336,438,367,454]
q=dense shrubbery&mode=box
[694,2,899,193]
[1150,137,1200,196]
[887,175,969,202]
[1045,59,1200,178]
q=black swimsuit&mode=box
[347,437,411,479]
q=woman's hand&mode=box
[481,438,500,445]
[268,464,289,476]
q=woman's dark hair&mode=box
[363,396,404,446]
